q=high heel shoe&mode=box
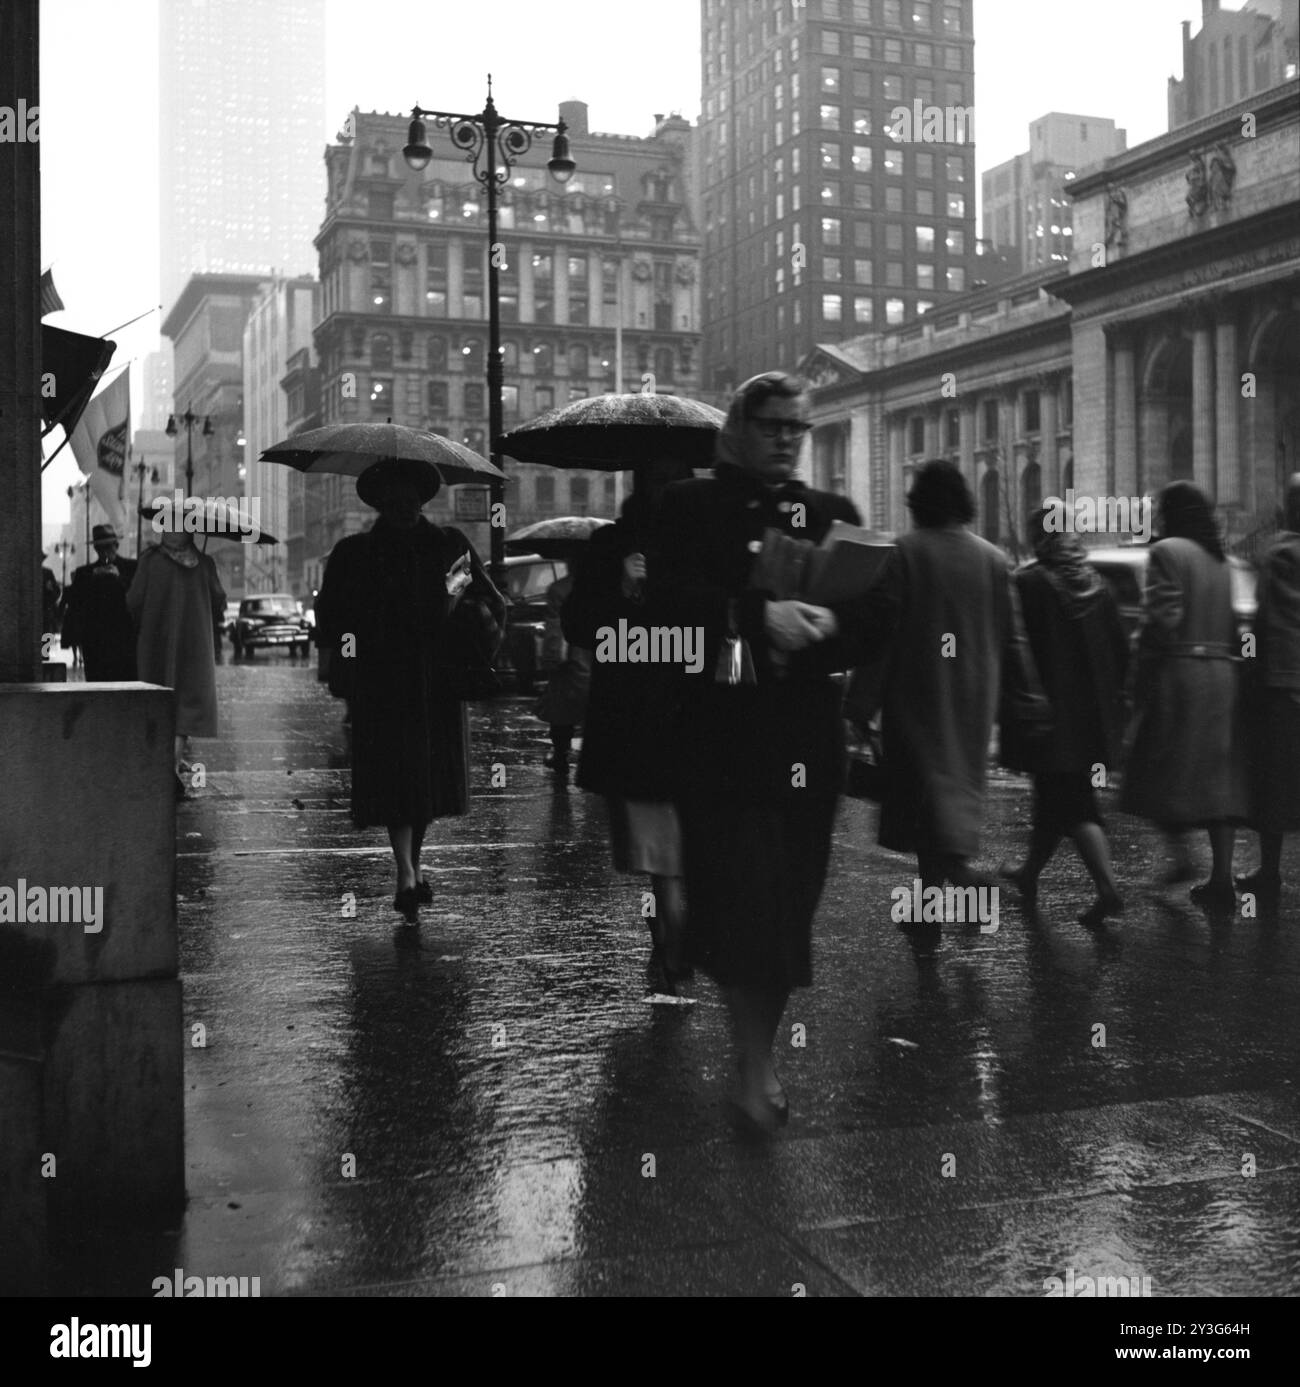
[415,876,433,904]
[393,887,420,925]
[1079,890,1124,929]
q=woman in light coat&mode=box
[1120,482,1249,907]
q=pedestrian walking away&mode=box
[60,523,138,682]
[127,521,225,794]
[651,372,869,1129]
[1237,473,1300,903]
[1001,510,1130,928]
[856,460,1049,911]
[563,456,695,997]
[1120,481,1249,908]
[314,458,505,927]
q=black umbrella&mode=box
[505,515,612,559]
[139,498,279,545]
[496,392,726,470]
[261,421,504,487]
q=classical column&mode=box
[924,407,940,459]
[1039,374,1060,498]
[1214,311,1239,506]
[519,241,535,321]
[447,237,464,318]
[1191,312,1215,496]
[553,250,570,328]
[959,397,977,494]
[1113,332,1137,500]
[887,414,905,534]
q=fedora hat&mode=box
[355,457,441,509]
[91,523,120,546]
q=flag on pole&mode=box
[40,269,65,317]
[69,370,130,533]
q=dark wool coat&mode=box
[1013,561,1129,775]
[860,525,1034,859]
[1121,537,1249,825]
[62,555,138,680]
[649,466,867,989]
[650,468,867,803]
[1247,529,1300,831]
[315,518,504,830]
[562,516,681,802]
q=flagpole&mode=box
[101,305,161,338]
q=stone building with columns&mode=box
[799,79,1299,555]
[1052,78,1300,553]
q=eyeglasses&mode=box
[750,418,813,439]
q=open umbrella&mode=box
[261,420,504,487]
[505,515,612,559]
[139,498,279,545]
[496,393,726,470]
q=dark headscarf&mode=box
[1157,481,1225,560]
[713,371,807,476]
[1028,507,1104,618]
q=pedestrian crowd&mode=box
[53,372,1299,1133]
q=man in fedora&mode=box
[60,523,138,681]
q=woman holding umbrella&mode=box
[314,458,504,925]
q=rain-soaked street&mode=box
[53,656,1300,1298]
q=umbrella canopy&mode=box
[261,421,505,487]
[505,515,612,559]
[496,393,726,471]
[139,497,278,545]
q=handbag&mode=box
[714,598,757,685]
[435,592,504,701]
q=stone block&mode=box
[0,684,176,986]
[41,977,185,1219]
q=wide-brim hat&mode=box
[355,457,441,509]
[91,523,120,546]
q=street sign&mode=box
[453,487,490,521]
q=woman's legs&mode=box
[387,823,417,893]
[1207,822,1235,889]
[727,982,790,1125]
[650,874,688,977]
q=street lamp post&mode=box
[402,76,575,587]
[165,403,215,499]
[134,459,161,557]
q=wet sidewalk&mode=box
[53,660,1300,1296]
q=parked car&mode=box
[221,600,240,640]
[231,593,312,658]
[496,554,570,693]
[1086,544,1257,648]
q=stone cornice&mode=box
[1068,79,1300,200]
[1047,205,1300,318]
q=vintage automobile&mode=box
[231,593,312,658]
[496,553,570,693]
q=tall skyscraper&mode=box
[158,0,327,318]
[699,0,978,393]
[982,114,1127,275]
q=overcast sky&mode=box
[39,0,1207,523]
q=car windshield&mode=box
[246,599,297,617]
[506,563,564,602]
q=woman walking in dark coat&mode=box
[562,456,694,995]
[1238,473,1300,900]
[1001,512,1130,927]
[651,373,866,1129]
[315,459,504,924]
[1121,481,1248,907]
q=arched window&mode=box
[981,469,1001,545]
[569,343,589,378]
[1020,462,1042,543]
[462,338,484,371]
[427,336,447,370]
[533,342,554,374]
[654,346,675,382]
[501,340,518,372]
[371,334,393,371]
